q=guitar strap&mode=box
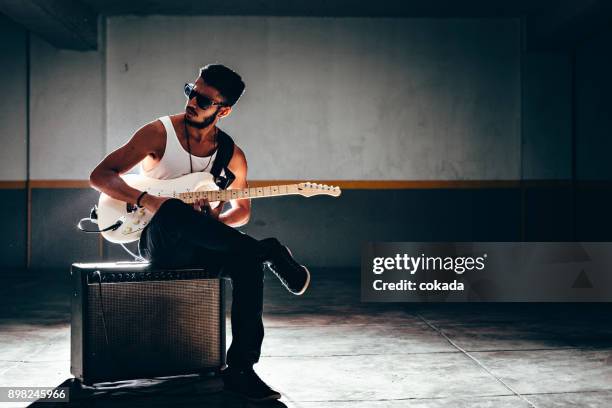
[210,128,236,190]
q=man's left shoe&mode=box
[259,238,311,295]
[221,366,282,402]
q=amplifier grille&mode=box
[85,279,221,381]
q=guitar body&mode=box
[97,173,220,244]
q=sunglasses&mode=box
[184,83,227,110]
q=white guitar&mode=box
[93,172,342,243]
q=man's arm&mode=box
[89,120,170,214]
[218,146,251,228]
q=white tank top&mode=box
[139,116,218,179]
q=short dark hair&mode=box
[199,64,245,107]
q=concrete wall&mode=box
[4,16,525,181]
[29,35,104,180]
[521,52,572,179]
[575,26,612,240]
[24,33,104,270]
[2,15,611,271]
[520,26,612,182]
[105,16,521,180]
[0,14,28,268]
[575,27,612,181]
[0,14,27,181]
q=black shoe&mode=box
[221,366,282,402]
[259,238,311,295]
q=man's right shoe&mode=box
[259,238,311,295]
[221,366,282,402]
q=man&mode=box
[89,64,310,402]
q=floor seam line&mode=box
[416,313,538,408]
[521,389,612,396]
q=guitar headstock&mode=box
[297,182,342,197]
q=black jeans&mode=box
[138,198,266,369]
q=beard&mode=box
[185,106,219,129]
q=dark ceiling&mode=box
[79,0,561,18]
[0,0,610,51]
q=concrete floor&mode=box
[0,267,611,407]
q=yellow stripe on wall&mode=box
[0,181,27,189]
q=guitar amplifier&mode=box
[70,262,227,385]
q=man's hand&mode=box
[193,198,226,221]
[140,194,172,214]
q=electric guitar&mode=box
[93,172,342,243]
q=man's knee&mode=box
[157,198,188,216]
[151,198,189,227]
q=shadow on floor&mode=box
[30,375,288,407]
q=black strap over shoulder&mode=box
[210,128,236,190]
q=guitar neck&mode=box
[178,184,300,203]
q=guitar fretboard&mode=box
[178,184,300,203]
